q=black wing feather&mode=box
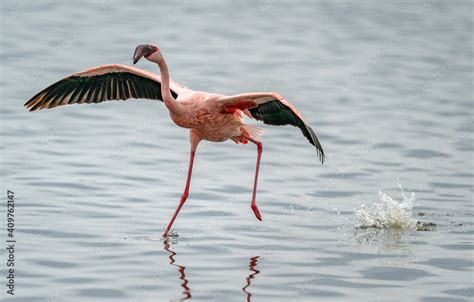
[128,80,138,98]
[69,81,85,104]
[120,77,127,99]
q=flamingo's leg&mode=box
[163,137,199,237]
[246,137,263,221]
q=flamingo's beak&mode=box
[133,44,154,64]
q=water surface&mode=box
[0,1,473,301]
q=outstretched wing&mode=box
[217,92,325,163]
[24,64,183,111]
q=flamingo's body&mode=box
[25,44,325,236]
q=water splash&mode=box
[355,185,417,230]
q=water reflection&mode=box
[353,227,408,246]
[163,240,261,301]
[242,256,260,302]
[163,241,192,301]
[352,227,418,255]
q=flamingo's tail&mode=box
[242,124,264,141]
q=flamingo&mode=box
[25,44,325,237]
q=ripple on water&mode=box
[418,258,474,271]
[442,287,474,298]
[360,266,436,281]
[35,259,79,269]
[75,288,127,299]
[439,244,474,251]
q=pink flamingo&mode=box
[25,44,325,237]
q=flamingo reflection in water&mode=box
[164,241,191,301]
[163,241,261,301]
[242,256,260,302]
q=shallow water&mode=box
[1,1,473,301]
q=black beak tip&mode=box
[133,44,153,65]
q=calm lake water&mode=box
[1,1,473,301]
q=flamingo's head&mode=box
[133,44,161,64]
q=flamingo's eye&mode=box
[153,47,158,52]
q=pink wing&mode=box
[24,64,185,111]
[217,92,325,163]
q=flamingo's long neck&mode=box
[155,55,179,112]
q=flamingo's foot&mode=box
[251,204,262,221]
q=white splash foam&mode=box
[355,185,417,230]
